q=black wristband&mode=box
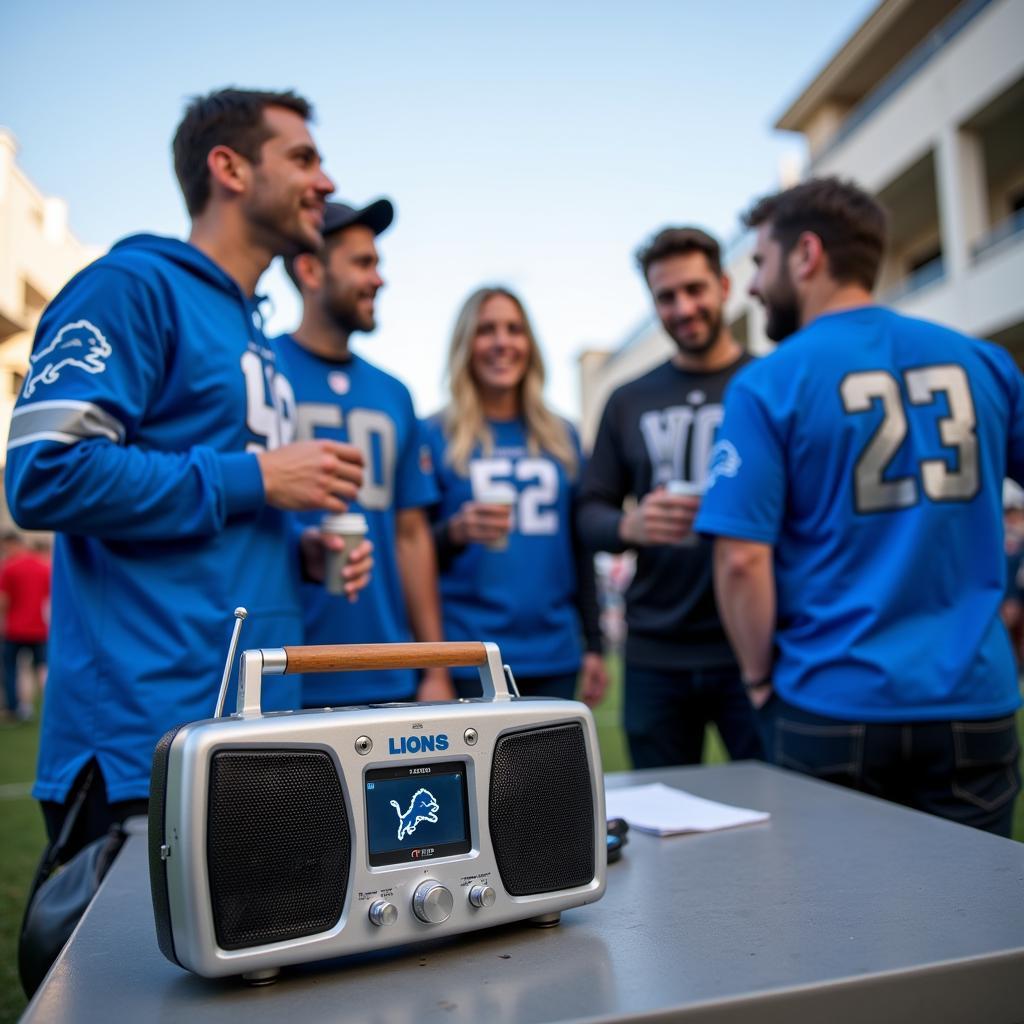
[743,675,773,692]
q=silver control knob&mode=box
[468,884,496,909]
[412,880,454,924]
[368,900,398,927]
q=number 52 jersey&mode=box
[696,306,1024,722]
[422,415,585,682]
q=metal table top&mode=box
[22,762,1024,1023]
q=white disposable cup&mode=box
[476,490,515,552]
[321,512,369,594]
[665,480,702,546]
[666,480,703,498]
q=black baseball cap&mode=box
[322,198,395,237]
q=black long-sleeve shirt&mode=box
[577,355,751,670]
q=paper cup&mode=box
[665,480,703,498]
[321,513,369,594]
[665,480,702,546]
[476,489,515,552]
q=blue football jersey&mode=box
[5,235,304,802]
[696,306,1024,722]
[423,415,584,682]
[275,336,438,705]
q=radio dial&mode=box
[413,880,454,924]
[368,900,398,927]
[468,884,496,909]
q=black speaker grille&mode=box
[207,750,350,950]
[489,722,595,896]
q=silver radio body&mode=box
[149,639,606,980]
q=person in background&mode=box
[278,198,453,705]
[576,227,763,768]
[698,176,1023,836]
[1000,480,1024,662]
[4,87,371,859]
[423,287,607,704]
[0,532,50,722]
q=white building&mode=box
[0,128,98,456]
[579,0,1024,447]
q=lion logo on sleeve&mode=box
[23,320,112,399]
[705,439,742,489]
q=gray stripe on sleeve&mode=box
[7,400,126,449]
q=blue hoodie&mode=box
[6,234,304,803]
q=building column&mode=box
[935,124,988,283]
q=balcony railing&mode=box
[880,256,946,304]
[812,0,996,167]
[972,208,1024,264]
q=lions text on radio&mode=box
[388,733,449,754]
[391,788,440,841]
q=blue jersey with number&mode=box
[4,235,304,802]
[696,306,1024,722]
[275,336,438,705]
[423,415,584,681]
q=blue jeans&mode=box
[453,671,578,700]
[758,694,1021,837]
[623,663,764,769]
[3,639,45,712]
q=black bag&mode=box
[17,767,128,998]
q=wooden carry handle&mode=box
[281,641,488,675]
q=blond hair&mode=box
[441,287,577,478]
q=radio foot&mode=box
[529,912,561,928]
[242,967,280,986]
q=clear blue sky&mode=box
[1,0,876,418]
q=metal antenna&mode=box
[214,607,248,718]
[503,663,521,698]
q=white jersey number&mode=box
[241,351,295,451]
[294,401,396,510]
[639,404,723,486]
[840,364,979,513]
[348,409,396,511]
[469,457,559,535]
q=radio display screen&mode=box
[364,762,472,866]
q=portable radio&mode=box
[148,612,606,982]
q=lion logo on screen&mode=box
[390,788,440,841]
[23,320,112,398]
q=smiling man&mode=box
[5,88,371,859]
[577,227,763,768]
[277,200,453,707]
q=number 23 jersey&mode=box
[697,306,1024,721]
[423,415,584,680]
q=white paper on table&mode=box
[604,782,770,835]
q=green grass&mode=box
[0,665,1020,1023]
[0,709,45,1024]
